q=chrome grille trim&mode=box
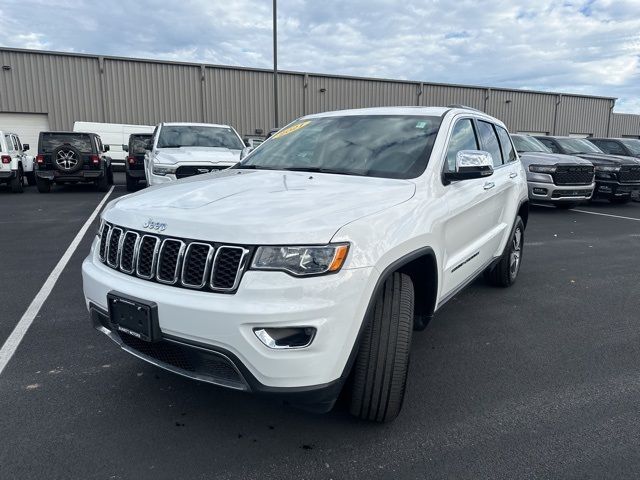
[135,235,160,280]
[181,242,215,289]
[210,246,251,292]
[106,227,124,268]
[156,239,186,285]
[98,223,111,262]
[119,231,140,274]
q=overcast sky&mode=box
[1,0,639,112]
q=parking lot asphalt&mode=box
[1,175,640,480]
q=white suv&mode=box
[83,107,529,422]
[145,122,248,186]
[0,131,35,193]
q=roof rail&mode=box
[447,104,485,113]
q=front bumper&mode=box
[82,239,376,390]
[528,181,594,202]
[594,180,640,198]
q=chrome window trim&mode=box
[106,227,124,268]
[135,235,160,280]
[156,239,186,285]
[181,242,215,289]
[119,231,140,274]
[210,246,250,292]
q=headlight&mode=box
[529,165,556,173]
[96,217,105,238]
[152,164,176,175]
[594,165,620,172]
[251,244,349,276]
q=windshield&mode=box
[157,125,243,150]
[512,135,551,153]
[555,137,603,154]
[238,115,442,179]
[620,139,640,155]
[129,134,151,154]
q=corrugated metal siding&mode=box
[305,77,416,114]
[102,59,201,125]
[610,113,640,138]
[486,90,556,133]
[555,96,612,136]
[422,85,485,110]
[0,50,102,130]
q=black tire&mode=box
[26,171,37,186]
[36,175,51,193]
[52,145,83,174]
[10,168,24,193]
[349,272,414,422]
[96,170,109,192]
[610,196,631,204]
[125,172,137,192]
[555,202,579,209]
[484,216,524,288]
[107,166,114,185]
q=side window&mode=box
[496,126,516,163]
[4,135,15,152]
[538,138,559,153]
[95,136,103,152]
[444,119,479,172]
[476,121,504,167]
[599,140,626,155]
[13,135,22,152]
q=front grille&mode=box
[175,166,224,179]
[619,166,640,183]
[553,165,594,185]
[118,332,246,390]
[100,223,250,294]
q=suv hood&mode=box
[574,153,640,167]
[519,151,593,166]
[154,147,241,166]
[105,170,416,244]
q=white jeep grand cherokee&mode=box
[83,107,529,422]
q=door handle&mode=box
[509,172,518,178]
[483,182,495,190]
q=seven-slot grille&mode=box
[175,165,223,179]
[552,165,594,185]
[98,223,250,293]
[619,166,640,183]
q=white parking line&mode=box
[0,186,115,376]
[572,209,640,222]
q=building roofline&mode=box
[0,46,619,102]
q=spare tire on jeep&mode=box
[53,145,83,174]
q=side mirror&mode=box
[444,150,494,182]
[103,145,110,152]
[240,146,253,160]
[22,143,29,152]
[122,144,129,152]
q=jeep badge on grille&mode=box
[143,219,167,231]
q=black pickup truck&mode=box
[123,133,152,191]
[534,136,640,204]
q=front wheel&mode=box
[10,169,24,193]
[349,272,414,422]
[26,171,37,186]
[485,216,524,288]
[96,171,109,192]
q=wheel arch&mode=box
[518,199,530,228]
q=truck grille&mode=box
[553,165,594,185]
[175,166,224,179]
[99,223,250,293]
[619,166,640,183]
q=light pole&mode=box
[273,0,279,128]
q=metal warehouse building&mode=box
[1,47,639,152]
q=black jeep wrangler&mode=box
[35,132,114,193]
[123,133,152,191]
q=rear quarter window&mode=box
[41,133,93,153]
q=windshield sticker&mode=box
[415,121,427,129]
[272,121,311,139]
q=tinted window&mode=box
[477,121,503,167]
[512,135,551,153]
[41,133,93,153]
[129,134,152,154]
[538,138,560,153]
[4,135,14,152]
[444,118,479,172]
[594,140,626,155]
[241,115,442,179]
[554,137,602,154]
[157,125,243,150]
[619,139,640,155]
[496,127,516,163]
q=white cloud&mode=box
[0,0,638,113]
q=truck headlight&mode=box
[251,244,349,276]
[152,164,176,176]
[529,165,556,173]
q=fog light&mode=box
[533,187,548,195]
[254,327,316,349]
